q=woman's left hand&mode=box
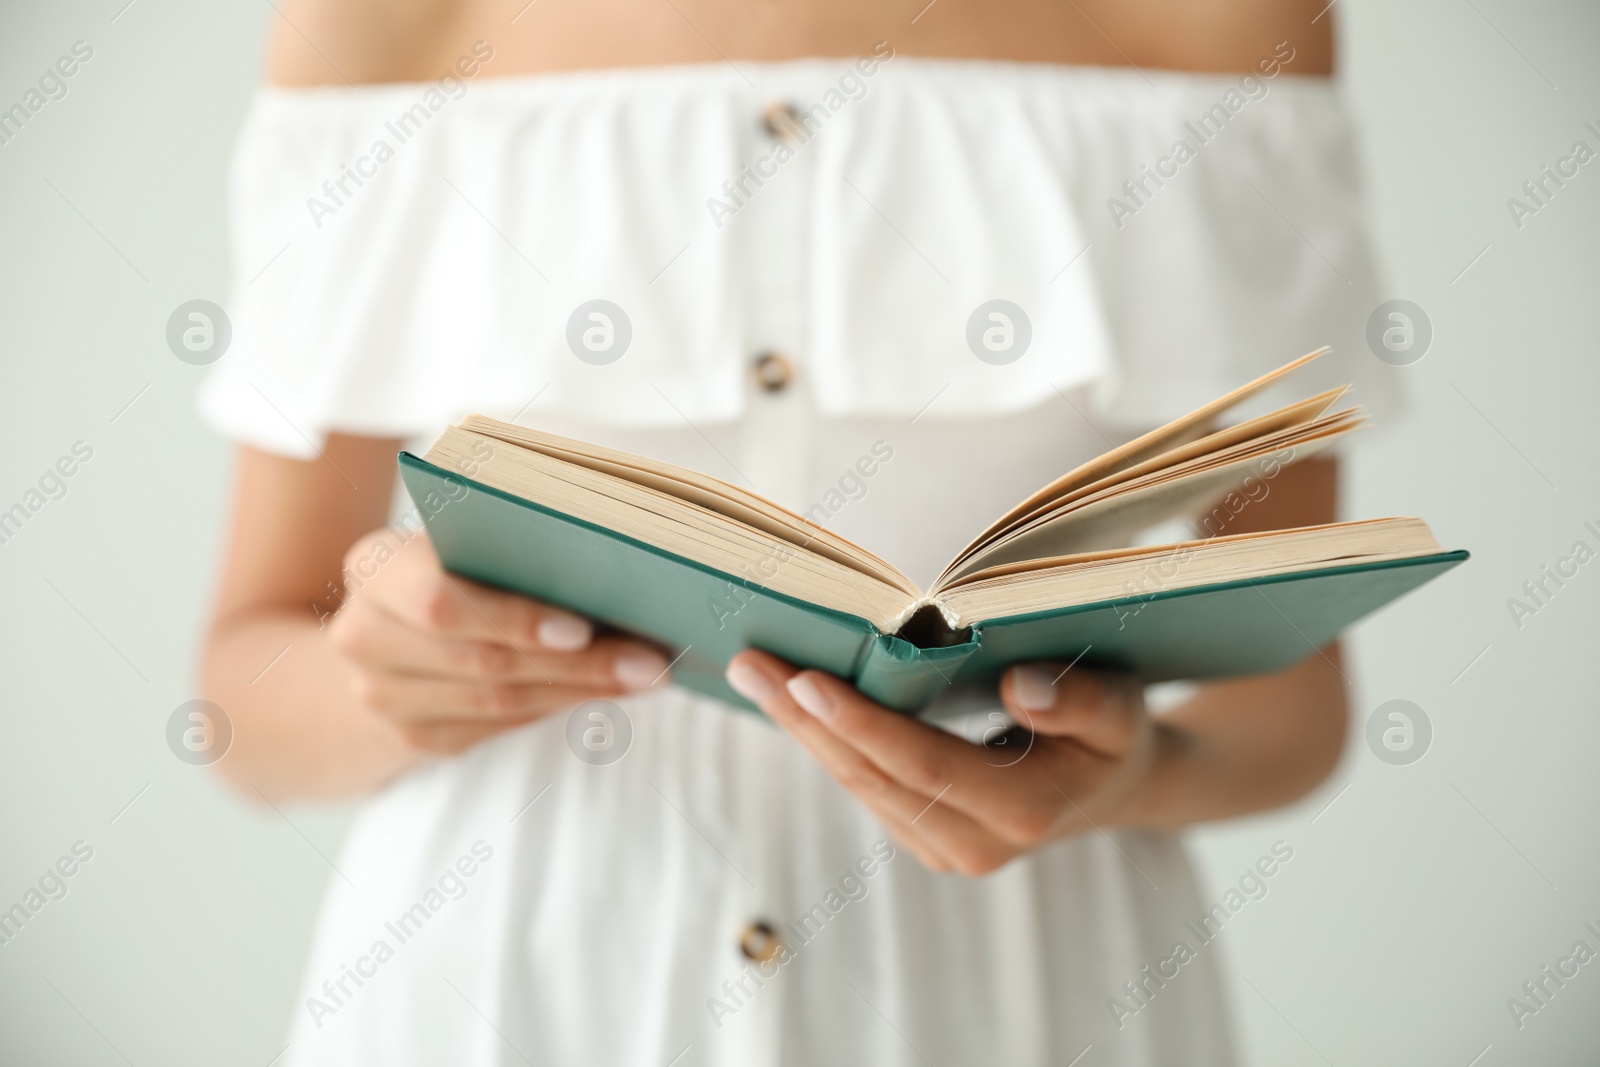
[726,650,1168,876]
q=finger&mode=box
[365,543,594,651]
[351,668,622,725]
[332,604,670,689]
[879,822,955,875]
[729,652,1017,809]
[1001,665,1142,757]
[756,692,993,873]
[727,652,1020,875]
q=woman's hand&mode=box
[725,650,1168,876]
[328,527,671,755]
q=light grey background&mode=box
[1,1,1596,1063]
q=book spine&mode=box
[853,630,983,713]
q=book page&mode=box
[936,406,1363,586]
[940,348,1331,574]
[461,415,918,595]
[428,428,920,631]
[433,351,1413,640]
[935,518,1444,626]
[948,387,1350,573]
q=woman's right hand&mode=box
[327,526,670,755]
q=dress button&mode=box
[738,920,783,964]
[761,101,804,141]
[751,351,794,393]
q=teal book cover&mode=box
[399,453,1467,715]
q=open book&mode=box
[402,351,1466,713]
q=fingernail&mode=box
[725,660,776,704]
[616,651,669,690]
[786,674,836,720]
[1010,665,1058,712]
[538,613,592,652]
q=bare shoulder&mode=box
[261,0,1335,88]
[1092,0,1335,75]
[265,0,476,87]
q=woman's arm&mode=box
[1119,456,1347,829]
[202,436,413,799]
[726,458,1349,874]
[200,436,669,802]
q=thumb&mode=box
[999,665,1143,757]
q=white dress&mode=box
[203,56,1399,1066]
